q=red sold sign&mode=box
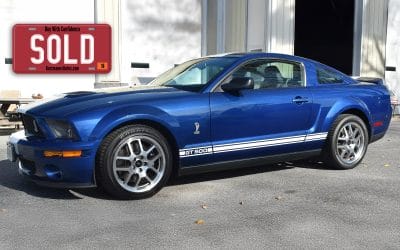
[12,24,111,74]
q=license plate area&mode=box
[7,143,17,162]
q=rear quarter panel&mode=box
[309,83,392,139]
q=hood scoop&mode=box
[63,91,101,98]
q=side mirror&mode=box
[221,77,254,93]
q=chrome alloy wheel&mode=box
[112,136,166,193]
[335,121,366,165]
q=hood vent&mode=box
[63,91,101,98]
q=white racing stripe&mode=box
[179,132,328,158]
[305,132,328,142]
[213,135,305,153]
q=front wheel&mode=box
[324,114,369,169]
[96,125,173,199]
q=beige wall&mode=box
[120,0,201,84]
[360,0,389,78]
[224,0,247,53]
[205,0,295,56]
[385,0,400,101]
[206,0,218,55]
[95,0,121,84]
[265,0,295,54]
[247,0,266,51]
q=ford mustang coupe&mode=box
[7,53,392,199]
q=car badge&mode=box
[194,122,200,135]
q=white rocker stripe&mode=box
[213,135,305,153]
[305,132,328,142]
[212,134,306,148]
[179,132,328,158]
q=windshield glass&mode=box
[150,57,237,92]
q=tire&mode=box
[324,114,369,170]
[96,125,173,199]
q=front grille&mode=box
[21,114,44,137]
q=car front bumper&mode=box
[7,130,99,188]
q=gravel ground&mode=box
[0,120,399,249]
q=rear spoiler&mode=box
[356,77,384,85]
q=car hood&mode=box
[20,86,191,118]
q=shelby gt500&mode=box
[7,53,392,199]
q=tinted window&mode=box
[317,68,343,84]
[226,60,305,90]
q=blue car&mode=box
[7,53,392,199]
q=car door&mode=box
[210,59,313,162]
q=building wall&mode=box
[246,0,267,52]
[0,0,95,98]
[224,0,247,53]
[120,0,201,84]
[360,0,389,78]
[0,0,201,98]
[206,0,296,56]
[95,0,121,85]
[0,0,397,98]
[385,0,400,101]
[206,0,395,83]
[205,0,218,55]
[265,0,295,54]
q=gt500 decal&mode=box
[179,146,213,158]
[179,132,328,158]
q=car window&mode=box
[224,59,305,90]
[151,57,237,92]
[317,68,343,84]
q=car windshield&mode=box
[150,57,237,92]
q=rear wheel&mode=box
[324,114,369,169]
[96,125,172,199]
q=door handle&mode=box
[292,96,309,104]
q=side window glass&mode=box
[317,68,343,84]
[225,60,305,90]
[260,62,304,88]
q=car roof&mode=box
[206,52,314,64]
[203,52,356,86]
[209,52,352,77]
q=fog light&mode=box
[44,164,62,180]
[44,150,82,158]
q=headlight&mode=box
[46,119,78,139]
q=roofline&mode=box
[204,52,318,63]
